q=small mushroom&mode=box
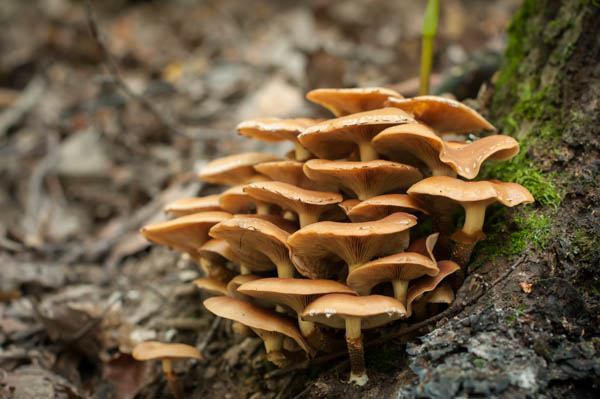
[164,195,222,216]
[254,160,329,191]
[411,282,454,320]
[132,341,202,399]
[306,87,404,117]
[219,184,273,215]
[196,239,237,282]
[302,294,407,385]
[344,194,429,222]
[198,152,282,185]
[193,277,229,296]
[303,159,422,200]
[406,260,461,318]
[203,296,314,367]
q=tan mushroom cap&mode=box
[345,194,429,222]
[298,108,415,160]
[164,195,222,216]
[288,212,418,279]
[203,296,312,354]
[301,294,407,329]
[303,159,423,200]
[254,160,328,191]
[439,135,520,179]
[193,278,229,296]
[371,123,455,177]
[244,181,343,227]
[306,87,404,117]
[226,275,263,301]
[233,214,298,234]
[420,282,454,305]
[406,260,461,316]
[219,185,272,215]
[238,278,357,314]
[209,216,295,277]
[197,238,234,266]
[198,152,282,185]
[346,252,439,297]
[386,95,496,135]
[406,233,439,261]
[132,341,202,361]
[338,199,361,214]
[140,211,232,256]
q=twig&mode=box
[290,382,313,399]
[266,255,525,378]
[0,74,46,137]
[198,317,222,355]
[275,371,297,399]
[83,0,191,139]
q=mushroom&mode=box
[408,177,534,269]
[302,294,407,385]
[219,184,273,215]
[198,152,282,185]
[410,282,454,320]
[346,252,439,306]
[306,87,404,117]
[243,181,343,227]
[385,95,496,135]
[164,195,222,216]
[344,194,429,222]
[203,296,314,367]
[196,239,237,282]
[288,212,417,279]
[140,211,232,257]
[209,216,296,278]
[298,108,415,161]
[193,277,229,296]
[132,341,202,399]
[237,118,321,161]
[254,160,329,191]
[303,159,422,200]
[406,260,461,318]
[238,277,357,352]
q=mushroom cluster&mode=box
[138,87,534,386]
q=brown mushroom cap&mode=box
[219,185,272,215]
[301,294,407,329]
[238,278,357,314]
[209,216,295,277]
[406,260,461,316]
[132,341,202,361]
[198,152,282,185]
[164,195,222,216]
[140,211,232,256]
[203,296,312,354]
[244,181,343,227]
[254,160,328,191]
[298,108,415,160]
[226,275,263,301]
[288,212,418,279]
[385,95,496,135]
[438,135,520,179]
[406,233,439,261]
[346,252,439,298]
[345,194,429,222]
[195,239,237,282]
[193,278,229,296]
[338,199,361,214]
[306,87,404,117]
[303,159,423,200]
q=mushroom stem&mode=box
[261,332,284,354]
[431,214,454,259]
[345,317,367,386]
[199,258,235,282]
[160,359,183,399]
[275,259,296,279]
[431,166,457,177]
[391,279,409,306]
[240,265,251,275]
[462,202,488,236]
[358,141,379,162]
[451,200,492,269]
[298,212,319,228]
[256,202,271,215]
[294,141,312,161]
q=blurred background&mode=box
[0,0,522,397]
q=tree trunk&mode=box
[396,1,600,397]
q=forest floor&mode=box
[6,1,598,399]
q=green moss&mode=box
[473,358,486,368]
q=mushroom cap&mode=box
[244,181,343,220]
[237,117,322,142]
[238,278,357,314]
[406,233,439,261]
[303,159,423,200]
[346,252,439,295]
[338,199,361,214]
[301,294,407,329]
[226,274,263,301]
[209,216,291,273]
[298,108,415,160]
[345,194,429,222]
[193,278,229,296]
[288,212,418,279]
[407,176,535,207]
[406,260,461,316]
[254,160,328,191]
[306,87,404,117]
[140,211,232,256]
[438,135,520,179]
[164,195,222,216]
[385,95,496,135]
[233,214,298,234]
[198,152,282,185]
[132,341,202,361]
[219,184,272,214]
[203,296,311,353]
[418,282,454,305]
[197,238,233,265]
